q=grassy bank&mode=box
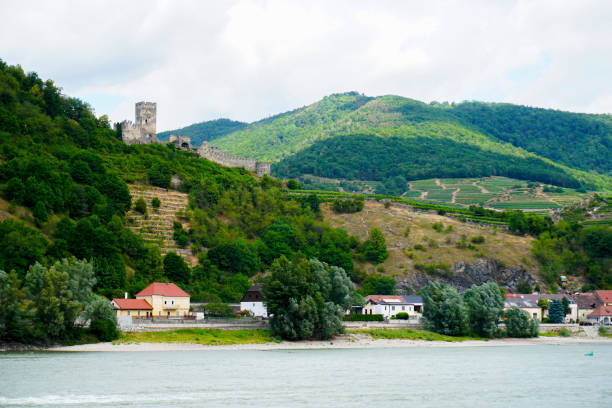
[116,329,274,346]
[348,328,485,342]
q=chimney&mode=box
[125,292,128,299]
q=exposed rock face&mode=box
[397,258,537,294]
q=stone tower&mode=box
[121,101,158,145]
[135,102,156,142]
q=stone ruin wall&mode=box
[197,142,270,176]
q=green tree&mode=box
[0,220,48,279]
[286,179,301,190]
[263,256,353,340]
[421,281,468,336]
[548,300,565,323]
[463,282,504,338]
[561,296,571,316]
[84,295,118,341]
[163,252,191,284]
[537,298,549,311]
[25,258,96,339]
[5,177,25,203]
[517,281,532,294]
[207,239,260,276]
[204,302,234,317]
[358,274,396,295]
[362,228,388,264]
[151,197,161,209]
[505,306,538,337]
[0,270,29,342]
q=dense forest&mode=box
[273,134,583,193]
[0,60,383,319]
[157,118,247,146]
[210,92,612,190]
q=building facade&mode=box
[111,298,153,318]
[362,295,422,319]
[135,282,191,317]
[240,284,268,317]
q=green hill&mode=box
[210,92,612,190]
[158,118,247,145]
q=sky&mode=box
[1,0,611,131]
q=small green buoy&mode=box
[585,352,594,356]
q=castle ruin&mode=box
[121,102,158,144]
[123,102,270,176]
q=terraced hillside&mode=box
[126,185,195,265]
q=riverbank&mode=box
[43,333,612,352]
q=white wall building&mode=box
[240,284,267,317]
[363,295,422,319]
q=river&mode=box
[1,345,611,407]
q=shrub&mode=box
[286,179,301,190]
[204,302,235,318]
[332,197,365,213]
[394,312,409,320]
[414,244,425,251]
[151,197,161,209]
[559,327,571,337]
[133,197,147,215]
[432,222,444,232]
[343,314,384,322]
[598,325,609,336]
[471,236,485,244]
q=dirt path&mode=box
[451,188,459,204]
[473,181,489,193]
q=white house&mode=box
[240,284,267,317]
[363,295,420,319]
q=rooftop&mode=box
[112,298,153,310]
[136,282,190,298]
[365,295,408,305]
[505,293,574,304]
[573,293,600,310]
[595,290,612,304]
[588,305,612,317]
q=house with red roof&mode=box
[587,305,612,325]
[135,282,191,318]
[111,298,153,318]
[594,290,612,306]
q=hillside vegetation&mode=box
[210,92,612,190]
[157,118,247,145]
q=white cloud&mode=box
[1,0,610,131]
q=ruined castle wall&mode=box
[121,121,142,144]
[197,143,268,173]
[121,102,158,145]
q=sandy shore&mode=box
[45,335,612,352]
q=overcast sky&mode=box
[1,0,611,131]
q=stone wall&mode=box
[197,142,271,176]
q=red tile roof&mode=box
[595,290,612,304]
[135,282,190,298]
[112,298,152,310]
[365,295,407,304]
[588,305,612,317]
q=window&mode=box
[137,311,140,316]
[402,306,405,310]
[127,311,130,316]
[392,306,395,311]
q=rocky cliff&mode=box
[397,258,537,294]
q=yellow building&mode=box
[111,298,153,318]
[135,282,191,317]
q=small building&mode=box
[240,284,267,317]
[135,282,190,318]
[505,293,578,322]
[573,292,601,322]
[504,297,542,321]
[363,295,417,319]
[587,305,612,325]
[111,298,153,318]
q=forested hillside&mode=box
[157,118,247,146]
[210,92,612,190]
[0,61,372,307]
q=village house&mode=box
[111,297,153,318]
[136,282,190,317]
[362,295,422,319]
[505,294,578,322]
[587,306,612,325]
[240,284,267,317]
[594,290,612,306]
[504,296,542,321]
[573,292,600,322]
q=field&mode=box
[299,175,591,213]
[116,329,274,345]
